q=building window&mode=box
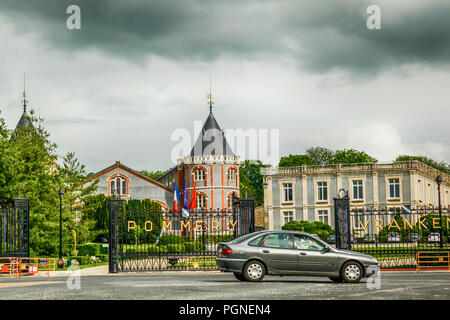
[317,181,328,201]
[446,190,449,207]
[352,180,363,200]
[283,211,294,225]
[417,179,422,202]
[227,168,237,181]
[388,178,400,199]
[196,193,207,209]
[193,168,206,182]
[318,210,328,224]
[110,176,128,196]
[427,183,432,204]
[282,183,293,202]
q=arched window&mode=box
[227,168,237,181]
[109,176,128,196]
[196,193,207,209]
[193,168,206,182]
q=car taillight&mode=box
[221,249,233,254]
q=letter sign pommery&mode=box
[66,5,81,30]
[127,221,136,232]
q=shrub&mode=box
[206,235,234,243]
[166,244,186,253]
[185,241,203,252]
[68,256,91,265]
[158,234,183,245]
[77,243,102,256]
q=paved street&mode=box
[0,270,449,300]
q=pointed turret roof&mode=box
[14,91,34,132]
[190,111,235,156]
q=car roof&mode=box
[259,230,317,237]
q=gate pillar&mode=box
[334,189,351,250]
[108,198,125,273]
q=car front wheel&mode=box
[341,261,363,283]
[234,272,246,281]
[243,260,266,282]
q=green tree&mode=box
[279,154,313,167]
[239,160,268,206]
[0,110,97,256]
[282,220,334,241]
[139,170,167,180]
[395,155,449,174]
[305,147,334,165]
[331,149,377,164]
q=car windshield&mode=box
[229,231,265,244]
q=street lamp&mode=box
[435,175,443,249]
[58,188,64,269]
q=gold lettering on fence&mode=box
[211,220,219,232]
[418,217,429,230]
[432,218,441,229]
[194,221,207,232]
[181,220,191,232]
[144,221,153,232]
[403,218,413,229]
[388,219,401,231]
[358,218,370,232]
[126,219,239,233]
[127,221,136,232]
[163,220,172,231]
[374,219,383,231]
[229,220,238,231]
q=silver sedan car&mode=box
[216,230,379,283]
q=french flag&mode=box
[173,182,180,213]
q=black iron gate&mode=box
[0,195,30,257]
[109,198,255,273]
[334,190,450,268]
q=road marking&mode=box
[0,281,64,288]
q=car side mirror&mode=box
[322,246,331,253]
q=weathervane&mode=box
[22,73,28,113]
[207,76,214,114]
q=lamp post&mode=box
[435,175,443,249]
[58,188,64,269]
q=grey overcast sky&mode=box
[0,0,449,173]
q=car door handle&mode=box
[299,252,307,256]
[262,250,270,253]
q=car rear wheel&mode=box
[243,260,265,282]
[341,261,363,283]
[234,272,246,281]
[329,277,344,283]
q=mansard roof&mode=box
[190,112,235,156]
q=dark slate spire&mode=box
[14,86,33,132]
[190,93,234,156]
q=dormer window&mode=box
[109,176,128,196]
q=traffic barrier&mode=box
[0,257,56,278]
[416,251,450,272]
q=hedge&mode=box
[76,243,108,256]
[68,254,108,265]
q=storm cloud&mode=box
[2,0,450,75]
[0,1,449,172]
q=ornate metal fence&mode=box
[0,196,30,258]
[347,205,449,269]
[109,198,255,273]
